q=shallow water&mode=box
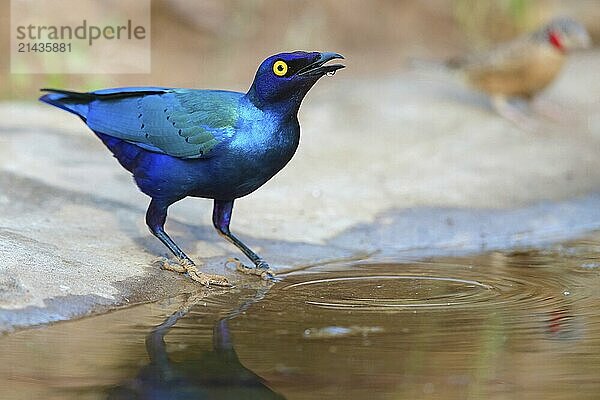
[1,242,600,399]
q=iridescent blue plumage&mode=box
[39,51,344,285]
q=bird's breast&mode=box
[197,111,300,199]
[233,113,300,174]
[466,46,565,98]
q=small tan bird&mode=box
[448,17,591,125]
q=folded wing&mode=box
[40,87,242,159]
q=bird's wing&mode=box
[451,36,536,75]
[86,88,242,159]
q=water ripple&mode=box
[276,259,593,315]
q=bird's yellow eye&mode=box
[273,60,288,77]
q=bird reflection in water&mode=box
[107,292,286,400]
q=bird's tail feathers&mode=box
[407,57,466,85]
[39,89,92,120]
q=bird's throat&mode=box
[246,84,309,118]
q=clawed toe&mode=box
[226,258,276,280]
[157,257,187,273]
[156,257,231,287]
[155,255,276,285]
[187,269,232,287]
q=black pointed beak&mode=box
[297,52,345,77]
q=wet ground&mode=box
[1,236,599,400]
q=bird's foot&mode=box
[158,258,231,287]
[226,257,276,281]
[491,96,540,132]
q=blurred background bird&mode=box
[39,51,344,286]
[447,17,591,127]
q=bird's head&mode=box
[539,17,591,52]
[247,51,345,112]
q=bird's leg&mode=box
[491,95,539,132]
[146,199,230,286]
[146,200,192,265]
[212,199,274,280]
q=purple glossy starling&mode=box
[40,51,345,286]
